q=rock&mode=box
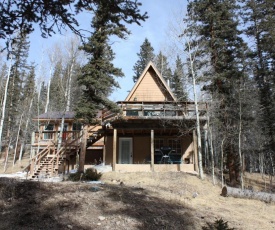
[89,186,100,192]
[192,192,198,198]
[67,225,73,229]
[98,216,106,221]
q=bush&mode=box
[84,168,102,181]
[202,218,235,230]
[68,168,102,181]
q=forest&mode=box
[0,0,275,190]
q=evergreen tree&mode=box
[133,38,155,82]
[241,0,275,163]
[76,1,147,123]
[154,51,172,83]
[21,65,36,144]
[49,60,66,111]
[171,55,188,101]
[187,0,249,183]
[5,34,30,146]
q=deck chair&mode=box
[160,146,173,164]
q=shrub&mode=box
[84,168,102,181]
[202,218,235,230]
[68,172,83,181]
[68,168,102,181]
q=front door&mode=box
[119,138,133,164]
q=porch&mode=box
[114,163,196,173]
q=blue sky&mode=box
[110,1,186,101]
[25,1,186,101]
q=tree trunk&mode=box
[44,78,51,113]
[13,114,23,166]
[78,126,87,173]
[221,186,275,203]
[0,55,13,152]
[221,138,225,188]
[187,40,204,179]
[238,85,244,190]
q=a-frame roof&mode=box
[125,61,177,102]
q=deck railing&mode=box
[102,101,207,121]
[33,131,82,144]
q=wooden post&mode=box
[103,136,106,164]
[193,130,198,172]
[151,129,154,172]
[78,125,87,173]
[113,129,117,171]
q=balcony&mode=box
[102,101,207,122]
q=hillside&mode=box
[0,171,274,230]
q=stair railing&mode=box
[47,132,85,176]
[24,144,52,177]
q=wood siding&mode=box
[128,68,174,101]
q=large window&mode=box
[154,138,164,151]
[168,139,181,154]
[44,124,54,140]
[126,110,139,116]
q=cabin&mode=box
[101,61,207,172]
[29,61,207,178]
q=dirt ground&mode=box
[0,171,274,230]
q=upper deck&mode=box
[102,101,207,123]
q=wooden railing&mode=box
[102,101,207,121]
[26,131,85,178]
[25,144,53,176]
[33,131,82,145]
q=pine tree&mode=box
[133,38,155,82]
[187,0,249,184]
[241,0,275,164]
[5,34,30,146]
[76,1,147,123]
[171,55,188,101]
[49,60,66,111]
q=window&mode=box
[72,123,82,139]
[154,138,164,152]
[73,123,82,131]
[44,124,54,140]
[168,139,181,154]
[126,110,139,116]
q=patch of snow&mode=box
[91,164,112,173]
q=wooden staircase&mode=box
[31,153,64,179]
[26,146,66,179]
[27,125,103,179]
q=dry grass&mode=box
[0,171,274,229]
[0,153,275,230]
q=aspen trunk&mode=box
[188,44,203,179]
[13,114,23,166]
[0,55,13,152]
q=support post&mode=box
[103,136,106,165]
[78,125,87,173]
[113,129,117,171]
[151,129,154,172]
[193,130,198,172]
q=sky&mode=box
[25,1,187,102]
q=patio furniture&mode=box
[160,146,173,164]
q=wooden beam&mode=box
[113,129,117,171]
[151,129,154,172]
[103,136,106,164]
[78,125,87,173]
[193,130,198,172]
